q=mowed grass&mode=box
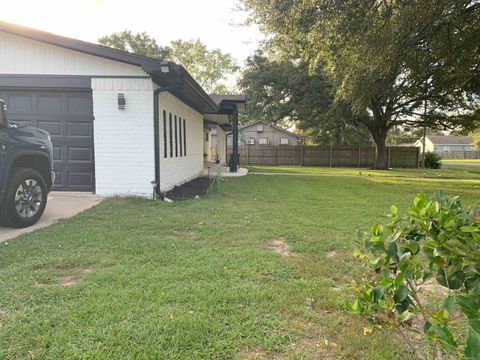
[443,158,480,163]
[248,164,480,180]
[1,175,480,359]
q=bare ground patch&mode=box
[32,264,93,287]
[57,266,92,287]
[236,347,276,360]
[269,237,296,257]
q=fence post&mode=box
[300,145,304,166]
[247,146,250,166]
[329,145,333,167]
[357,146,361,168]
[387,147,391,168]
[274,146,277,166]
[416,147,420,168]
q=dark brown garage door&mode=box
[0,89,94,191]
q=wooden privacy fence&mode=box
[227,145,420,168]
[440,151,480,159]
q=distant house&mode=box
[414,135,476,153]
[227,120,307,146]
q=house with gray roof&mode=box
[227,120,307,146]
[0,20,244,197]
[414,135,476,153]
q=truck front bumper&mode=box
[49,171,56,192]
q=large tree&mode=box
[98,32,238,93]
[241,0,480,168]
[239,51,371,145]
[98,30,170,59]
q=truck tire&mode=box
[0,168,48,228]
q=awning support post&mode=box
[230,106,239,172]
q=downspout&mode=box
[153,82,183,198]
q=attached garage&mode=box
[0,20,242,198]
[0,87,94,191]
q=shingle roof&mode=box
[227,120,308,139]
[0,20,218,113]
[426,135,474,145]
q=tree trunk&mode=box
[372,129,388,170]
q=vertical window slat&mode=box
[163,110,167,158]
[174,115,178,157]
[179,117,183,157]
[183,118,187,156]
[169,112,173,158]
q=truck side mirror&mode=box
[0,99,7,128]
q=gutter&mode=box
[153,81,183,199]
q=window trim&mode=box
[258,137,269,145]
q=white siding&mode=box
[227,122,300,146]
[0,32,146,76]
[92,78,155,197]
[158,92,204,192]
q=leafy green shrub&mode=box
[424,152,442,169]
[349,192,480,359]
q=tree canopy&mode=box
[98,30,170,59]
[241,0,480,168]
[98,31,238,94]
[239,51,371,145]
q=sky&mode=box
[1,0,263,66]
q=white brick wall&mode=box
[92,78,155,197]
[158,92,204,192]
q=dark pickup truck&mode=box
[0,99,55,228]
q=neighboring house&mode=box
[227,120,307,146]
[0,20,243,197]
[414,135,476,153]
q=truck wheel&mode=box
[0,168,48,228]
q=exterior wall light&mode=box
[117,93,126,110]
[160,61,170,73]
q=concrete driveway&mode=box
[0,192,102,242]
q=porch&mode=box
[203,161,249,177]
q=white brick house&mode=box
[0,21,243,197]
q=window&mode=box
[256,124,264,132]
[259,137,269,145]
[163,110,167,158]
[279,138,289,145]
[169,113,173,157]
[183,118,187,156]
[174,115,178,157]
[246,137,255,145]
[443,146,449,152]
[179,118,183,157]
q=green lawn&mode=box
[442,158,480,163]
[1,175,479,359]
[248,164,480,180]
